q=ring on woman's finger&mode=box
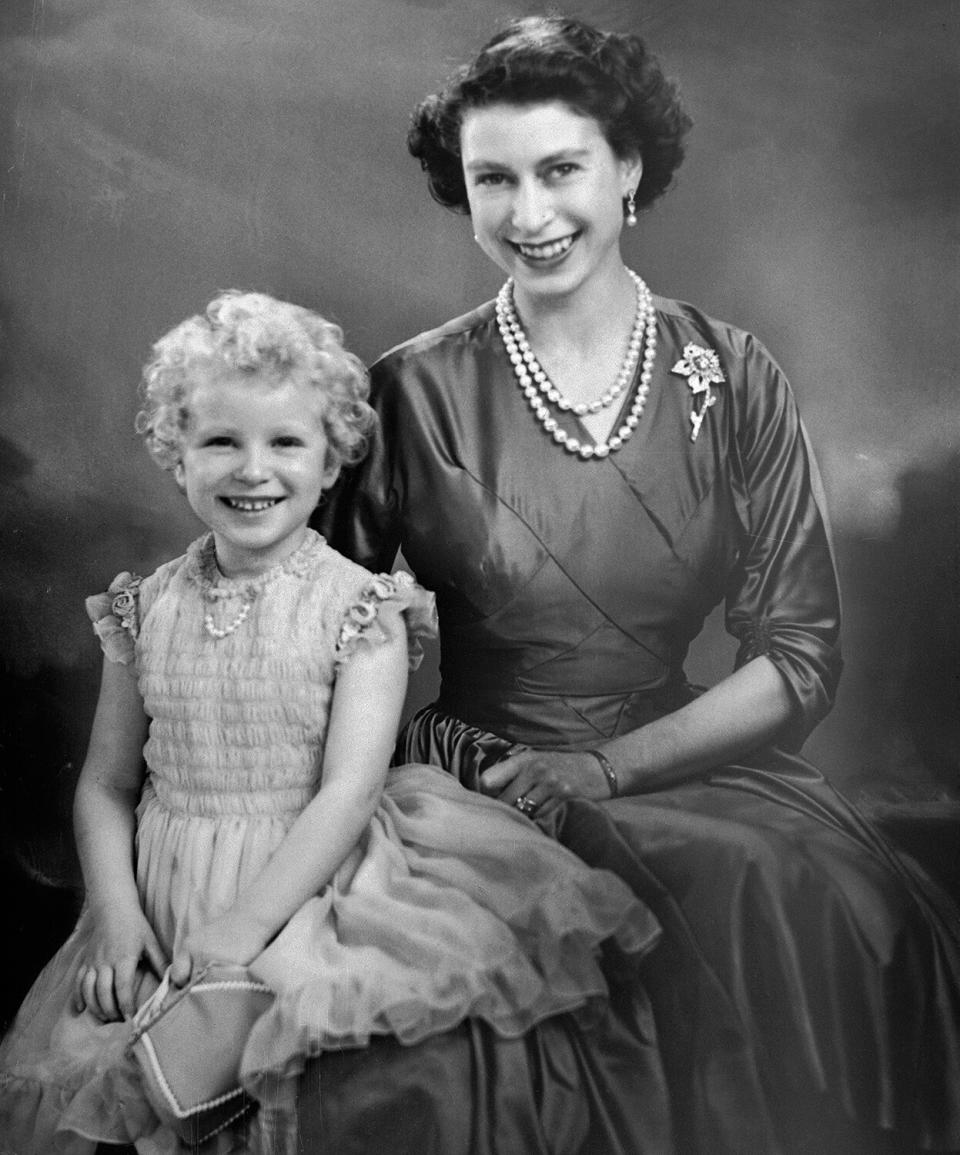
[514,794,538,817]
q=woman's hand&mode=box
[480,748,614,818]
[74,905,167,1022]
[169,907,273,987]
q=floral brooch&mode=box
[671,343,725,442]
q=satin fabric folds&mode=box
[313,296,960,1153]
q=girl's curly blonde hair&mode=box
[136,291,375,471]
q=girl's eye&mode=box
[274,436,305,448]
[202,436,235,448]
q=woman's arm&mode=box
[171,603,410,983]
[72,657,166,1019]
[606,655,793,790]
[481,655,792,812]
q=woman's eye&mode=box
[474,172,507,188]
[202,436,235,448]
[549,163,579,179]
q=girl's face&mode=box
[460,101,642,306]
[174,365,339,578]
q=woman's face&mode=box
[460,101,641,304]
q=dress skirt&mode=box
[298,984,669,1155]
[0,763,667,1155]
[399,704,960,1155]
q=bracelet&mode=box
[585,749,618,799]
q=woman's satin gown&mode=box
[310,296,960,1154]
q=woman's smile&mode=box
[508,231,581,263]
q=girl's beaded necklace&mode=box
[203,584,256,639]
[194,531,320,639]
[495,269,658,460]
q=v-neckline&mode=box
[569,360,643,449]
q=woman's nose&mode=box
[510,180,553,233]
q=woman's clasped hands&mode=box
[481,747,615,819]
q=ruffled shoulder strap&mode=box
[335,571,437,671]
[85,571,144,666]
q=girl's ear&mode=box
[321,458,341,492]
[173,461,186,491]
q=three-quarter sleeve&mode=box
[314,357,403,573]
[724,336,842,746]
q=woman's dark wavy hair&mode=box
[408,15,692,215]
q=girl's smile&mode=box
[175,367,339,578]
[220,496,283,512]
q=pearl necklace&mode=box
[203,583,257,639]
[191,530,323,640]
[495,270,658,460]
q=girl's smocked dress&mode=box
[0,530,660,1154]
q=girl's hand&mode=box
[170,907,272,987]
[479,748,613,818]
[74,906,167,1022]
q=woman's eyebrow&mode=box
[537,148,591,164]
[464,147,591,172]
[462,157,509,171]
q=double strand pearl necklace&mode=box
[495,269,658,460]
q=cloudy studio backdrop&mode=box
[1,0,957,1019]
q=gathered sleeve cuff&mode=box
[723,337,842,747]
[335,571,437,671]
[84,571,143,666]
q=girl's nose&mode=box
[233,447,270,484]
[510,180,553,233]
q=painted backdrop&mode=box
[1,0,957,1010]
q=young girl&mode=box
[0,292,662,1154]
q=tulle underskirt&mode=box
[0,762,659,1154]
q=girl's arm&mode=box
[72,656,166,1020]
[170,602,410,983]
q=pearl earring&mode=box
[625,189,638,228]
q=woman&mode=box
[316,15,960,1154]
